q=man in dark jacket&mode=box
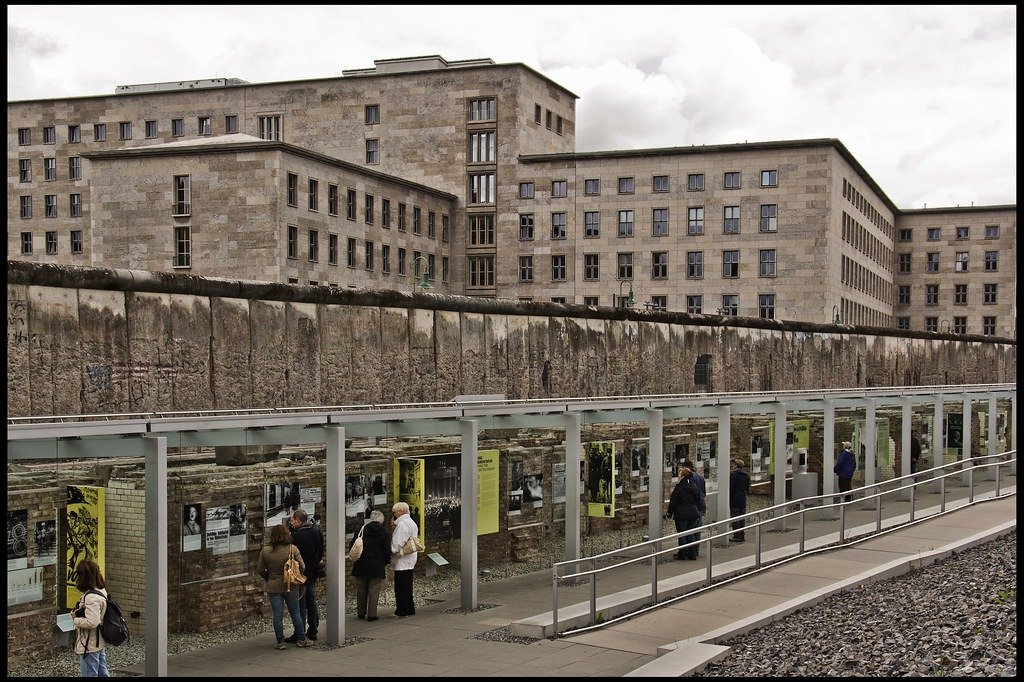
[834,441,857,502]
[729,458,751,541]
[681,458,706,557]
[666,467,702,560]
[287,509,324,641]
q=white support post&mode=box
[716,404,731,546]
[144,436,168,678]
[325,426,345,645]
[460,419,479,610]
[987,394,998,461]
[933,394,944,491]
[961,395,972,485]
[900,397,912,501]
[1012,394,1018,476]
[646,409,664,541]
[822,399,837,518]
[563,412,581,563]
[772,403,787,531]
[864,398,877,489]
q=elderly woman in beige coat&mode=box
[257,524,310,649]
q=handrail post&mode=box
[650,541,659,605]
[968,464,974,503]
[995,457,1001,496]
[839,503,846,544]
[551,571,559,638]
[798,502,806,554]
[589,557,597,626]
[754,523,762,569]
[705,536,713,586]
[875,488,882,532]
[940,475,946,512]
[909,480,916,522]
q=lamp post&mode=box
[832,305,842,324]
[412,256,432,292]
[617,279,634,308]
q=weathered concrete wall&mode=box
[6,261,1016,418]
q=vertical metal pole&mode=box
[798,503,805,554]
[646,409,664,542]
[716,404,731,545]
[933,393,944,492]
[961,395,972,486]
[144,436,167,678]
[1011,394,1018,476]
[940,476,946,512]
[460,418,478,610]
[839,504,846,544]
[755,524,762,569]
[325,426,345,645]
[968,463,975,503]
[910,482,916,522]
[589,557,597,626]
[705,540,713,585]
[822,399,836,519]
[875,493,882,532]
[864,398,877,491]
[564,413,582,564]
[900,396,912,501]
[987,393,999,481]
[772,403,787,531]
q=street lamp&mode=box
[412,256,432,292]
[832,305,842,324]
[618,280,634,308]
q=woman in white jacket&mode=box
[389,501,419,617]
[71,559,109,677]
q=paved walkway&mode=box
[124,477,1015,677]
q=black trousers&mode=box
[729,505,746,538]
[838,476,853,502]
[393,569,415,616]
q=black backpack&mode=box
[85,590,130,647]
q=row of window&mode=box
[897,225,1001,241]
[897,283,1001,306]
[896,251,999,273]
[283,173,450,240]
[284,226,449,281]
[17,194,83,219]
[895,316,1000,336]
[842,178,893,240]
[842,211,894,274]
[518,170,779,199]
[515,249,780,282]
[840,255,892,306]
[17,117,239,146]
[18,156,83,182]
[517,205,778,239]
[533,104,564,135]
[19,229,84,255]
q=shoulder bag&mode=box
[348,525,365,562]
[283,547,306,588]
[400,533,425,556]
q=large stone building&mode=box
[7,55,1016,336]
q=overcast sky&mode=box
[8,5,1016,209]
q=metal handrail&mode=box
[551,450,1016,634]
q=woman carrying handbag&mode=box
[256,524,310,649]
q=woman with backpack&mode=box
[71,559,109,677]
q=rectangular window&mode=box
[365,104,380,125]
[43,126,56,144]
[225,115,238,133]
[724,205,740,234]
[724,171,741,189]
[93,123,106,141]
[347,238,357,267]
[412,206,422,234]
[687,207,705,235]
[551,254,567,281]
[617,252,633,279]
[258,115,281,141]
[422,210,433,239]
[172,175,191,216]
[649,295,667,310]
[519,213,534,240]
[71,230,83,254]
[469,97,496,121]
[328,184,338,215]
[365,195,375,224]
[287,226,298,259]
[618,210,634,237]
[618,177,634,194]
[67,125,81,143]
[469,131,496,163]
[551,180,567,197]
[723,250,739,278]
[381,244,391,274]
[365,139,379,164]
[983,283,997,304]
[898,285,911,305]
[982,317,996,336]
[954,284,968,305]
[927,227,941,241]
[398,247,406,275]
[760,169,778,187]
[70,193,82,217]
[308,229,319,262]
[925,284,939,305]
[468,255,494,287]
[985,225,999,239]
[534,104,542,124]
[583,296,599,307]
[759,204,778,232]
[551,212,567,239]
[286,173,298,207]
[551,296,566,304]
[171,118,184,137]
[365,241,374,270]
[896,317,910,330]
[347,189,357,220]
[382,199,391,228]
[44,157,56,181]
[470,173,495,203]
[18,128,30,145]
[397,202,406,231]
[519,255,534,282]
[174,226,191,267]
[519,182,534,199]
[145,120,158,138]
[926,252,939,272]
[651,251,668,279]
[20,196,32,219]
[45,230,58,255]
[758,294,776,319]
[441,214,449,242]
[584,254,600,280]
[545,110,553,129]
[954,252,969,272]
[953,317,967,334]
[898,253,911,273]
[45,194,57,218]
[69,156,81,180]
[721,295,738,316]
[198,117,211,135]
[584,178,601,195]
[442,256,449,283]
[20,231,32,254]
[955,226,970,240]
[652,208,669,236]
[556,116,563,135]
[898,228,913,242]
[653,175,669,192]
[686,295,703,314]
[984,251,998,271]
[469,214,494,245]
[308,179,319,211]
[19,159,31,183]
[687,173,704,191]
[584,211,600,238]
[925,317,938,332]
[687,251,703,279]
[328,233,338,265]
[759,249,776,277]
[119,121,132,140]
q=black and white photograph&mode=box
[345,474,370,540]
[370,472,387,504]
[424,453,461,543]
[671,442,690,480]
[8,567,43,606]
[205,506,231,555]
[229,503,247,553]
[34,520,57,567]
[508,459,524,514]
[615,450,624,495]
[523,472,543,508]
[7,509,29,571]
[630,441,649,477]
[552,462,566,504]
[265,481,301,527]
[182,503,202,552]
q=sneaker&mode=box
[275,642,287,650]
[296,639,312,648]
[306,634,318,641]
[366,616,379,622]
[357,615,366,620]
[284,634,299,643]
